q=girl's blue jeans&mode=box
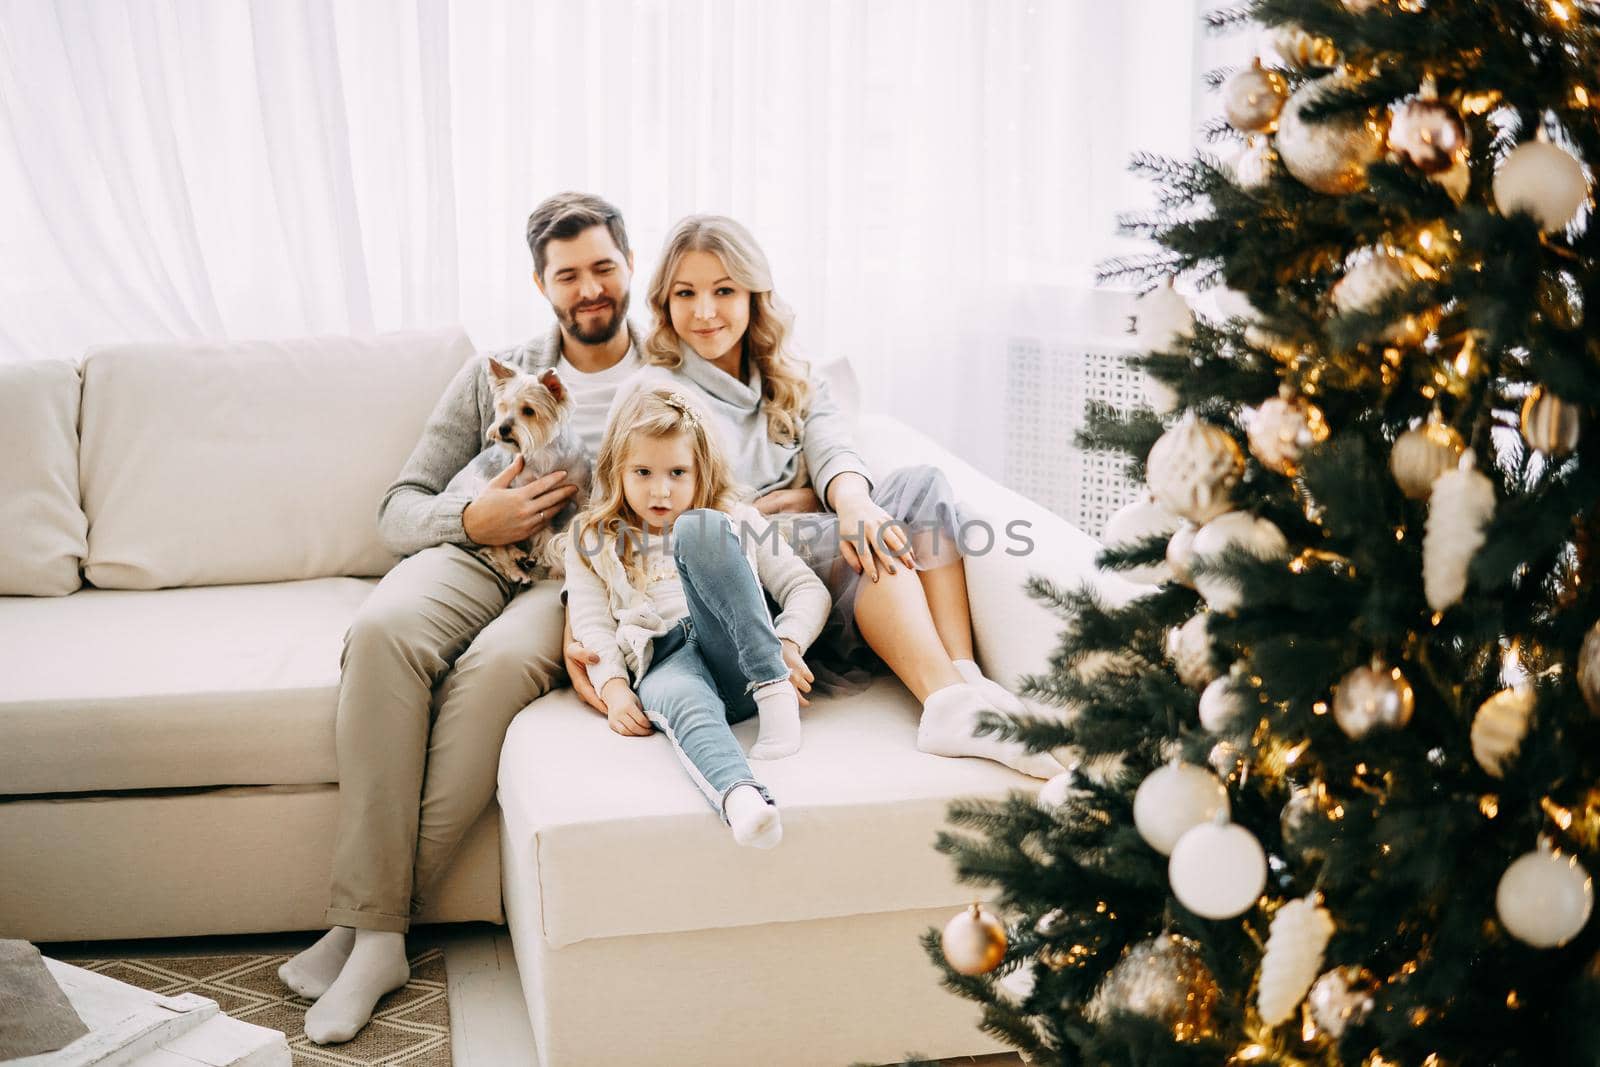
[637,509,791,821]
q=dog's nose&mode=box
[498,421,515,440]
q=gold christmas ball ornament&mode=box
[1089,934,1221,1042]
[1330,247,1436,346]
[1275,76,1388,196]
[1332,659,1415,739]
[1223,60,1290,134]
[1390,417,1465,499]
[1235,136,1278,190]
[1262,24,1339,70]
[1520,386,1581,458]
[1308,966,1378,1038]
[1247,387,1330,475]
[941,903,1008,975]
[1281,787,1328,863]
[1388,95,1467,175]
[1577,621,1600,717]
[1494,139,1590,233]
[1496,841,1595,948]
[1536,273,1584,330]
[1471,686,1535,778]
[1146,415,1245,526]
[1433,157,1471,204]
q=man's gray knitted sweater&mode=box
[377,323,639,558]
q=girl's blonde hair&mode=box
[643,214,813,446]
[565,386,742,588]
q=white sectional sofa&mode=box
[0,328,1121,1066]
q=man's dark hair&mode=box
[525,192,631,280]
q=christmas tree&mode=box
[927,3,1600,1065]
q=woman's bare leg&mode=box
[917,560,975,662]
[854,566,962,700]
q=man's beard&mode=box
[558,291,630,345]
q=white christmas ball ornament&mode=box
[1036,769,1087,812]
[1170,818,1268,919]
[1189,511,1291,613]
[1235,136,1278,190]
[1146,415,1246,526]
[1133,762,1229,856]
[1166,612,1219,690]
[1494,140,1589,233]
[1102,495,1181,585]
[1199,672,1247,732]
[1166,523,1199,588]
[1133,281,1196,353]
[1257,897,1335,1026]
[1496,841,1594,948]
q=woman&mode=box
[567,215,1059,779]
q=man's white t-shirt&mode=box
[557,347,641,456]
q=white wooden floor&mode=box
[45,923,1024,1067]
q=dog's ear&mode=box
[487,358,518,385]
[539,368,567,403]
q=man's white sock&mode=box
[749,680,802,760]
[725,784,783,849]
[303,929,410,1045]
[279,926,354,1001]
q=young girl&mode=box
[562,386,831,848]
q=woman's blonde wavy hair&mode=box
[643,214,813,446]
[562,386,742,590]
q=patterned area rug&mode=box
[79,948,450,1066]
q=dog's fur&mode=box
[443,358,591,584]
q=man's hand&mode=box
[780,638,814,707]
[461,456,579,546]
[752,487,823,515]
[602,678,653,737]
[564,613,607,714]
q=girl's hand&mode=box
[833,493,916,582]
[753,486,823,515]
[602,678,653,737]
[780,638,814,707]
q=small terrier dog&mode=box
[444,357,591,584]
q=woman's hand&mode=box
[752,486,823,515]
[831,489,916,582]
[563,614,607,714]
[602,678,653,736]
[779,638,814,707]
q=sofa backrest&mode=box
[79,327,474,590]
[0,360,89,596]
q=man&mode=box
[280,192,642,1046]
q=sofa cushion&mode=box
[497,684,1036,948]
[80,327,474,590]
[0,578,373,795]
[0,361,87,596]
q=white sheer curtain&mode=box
[0,0,1200,473]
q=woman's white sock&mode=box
[953,659,1026,715]
[749,680,802,760]
[725,784,783,848]
[917,682,1061,780]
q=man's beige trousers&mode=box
[326,544,564,932]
